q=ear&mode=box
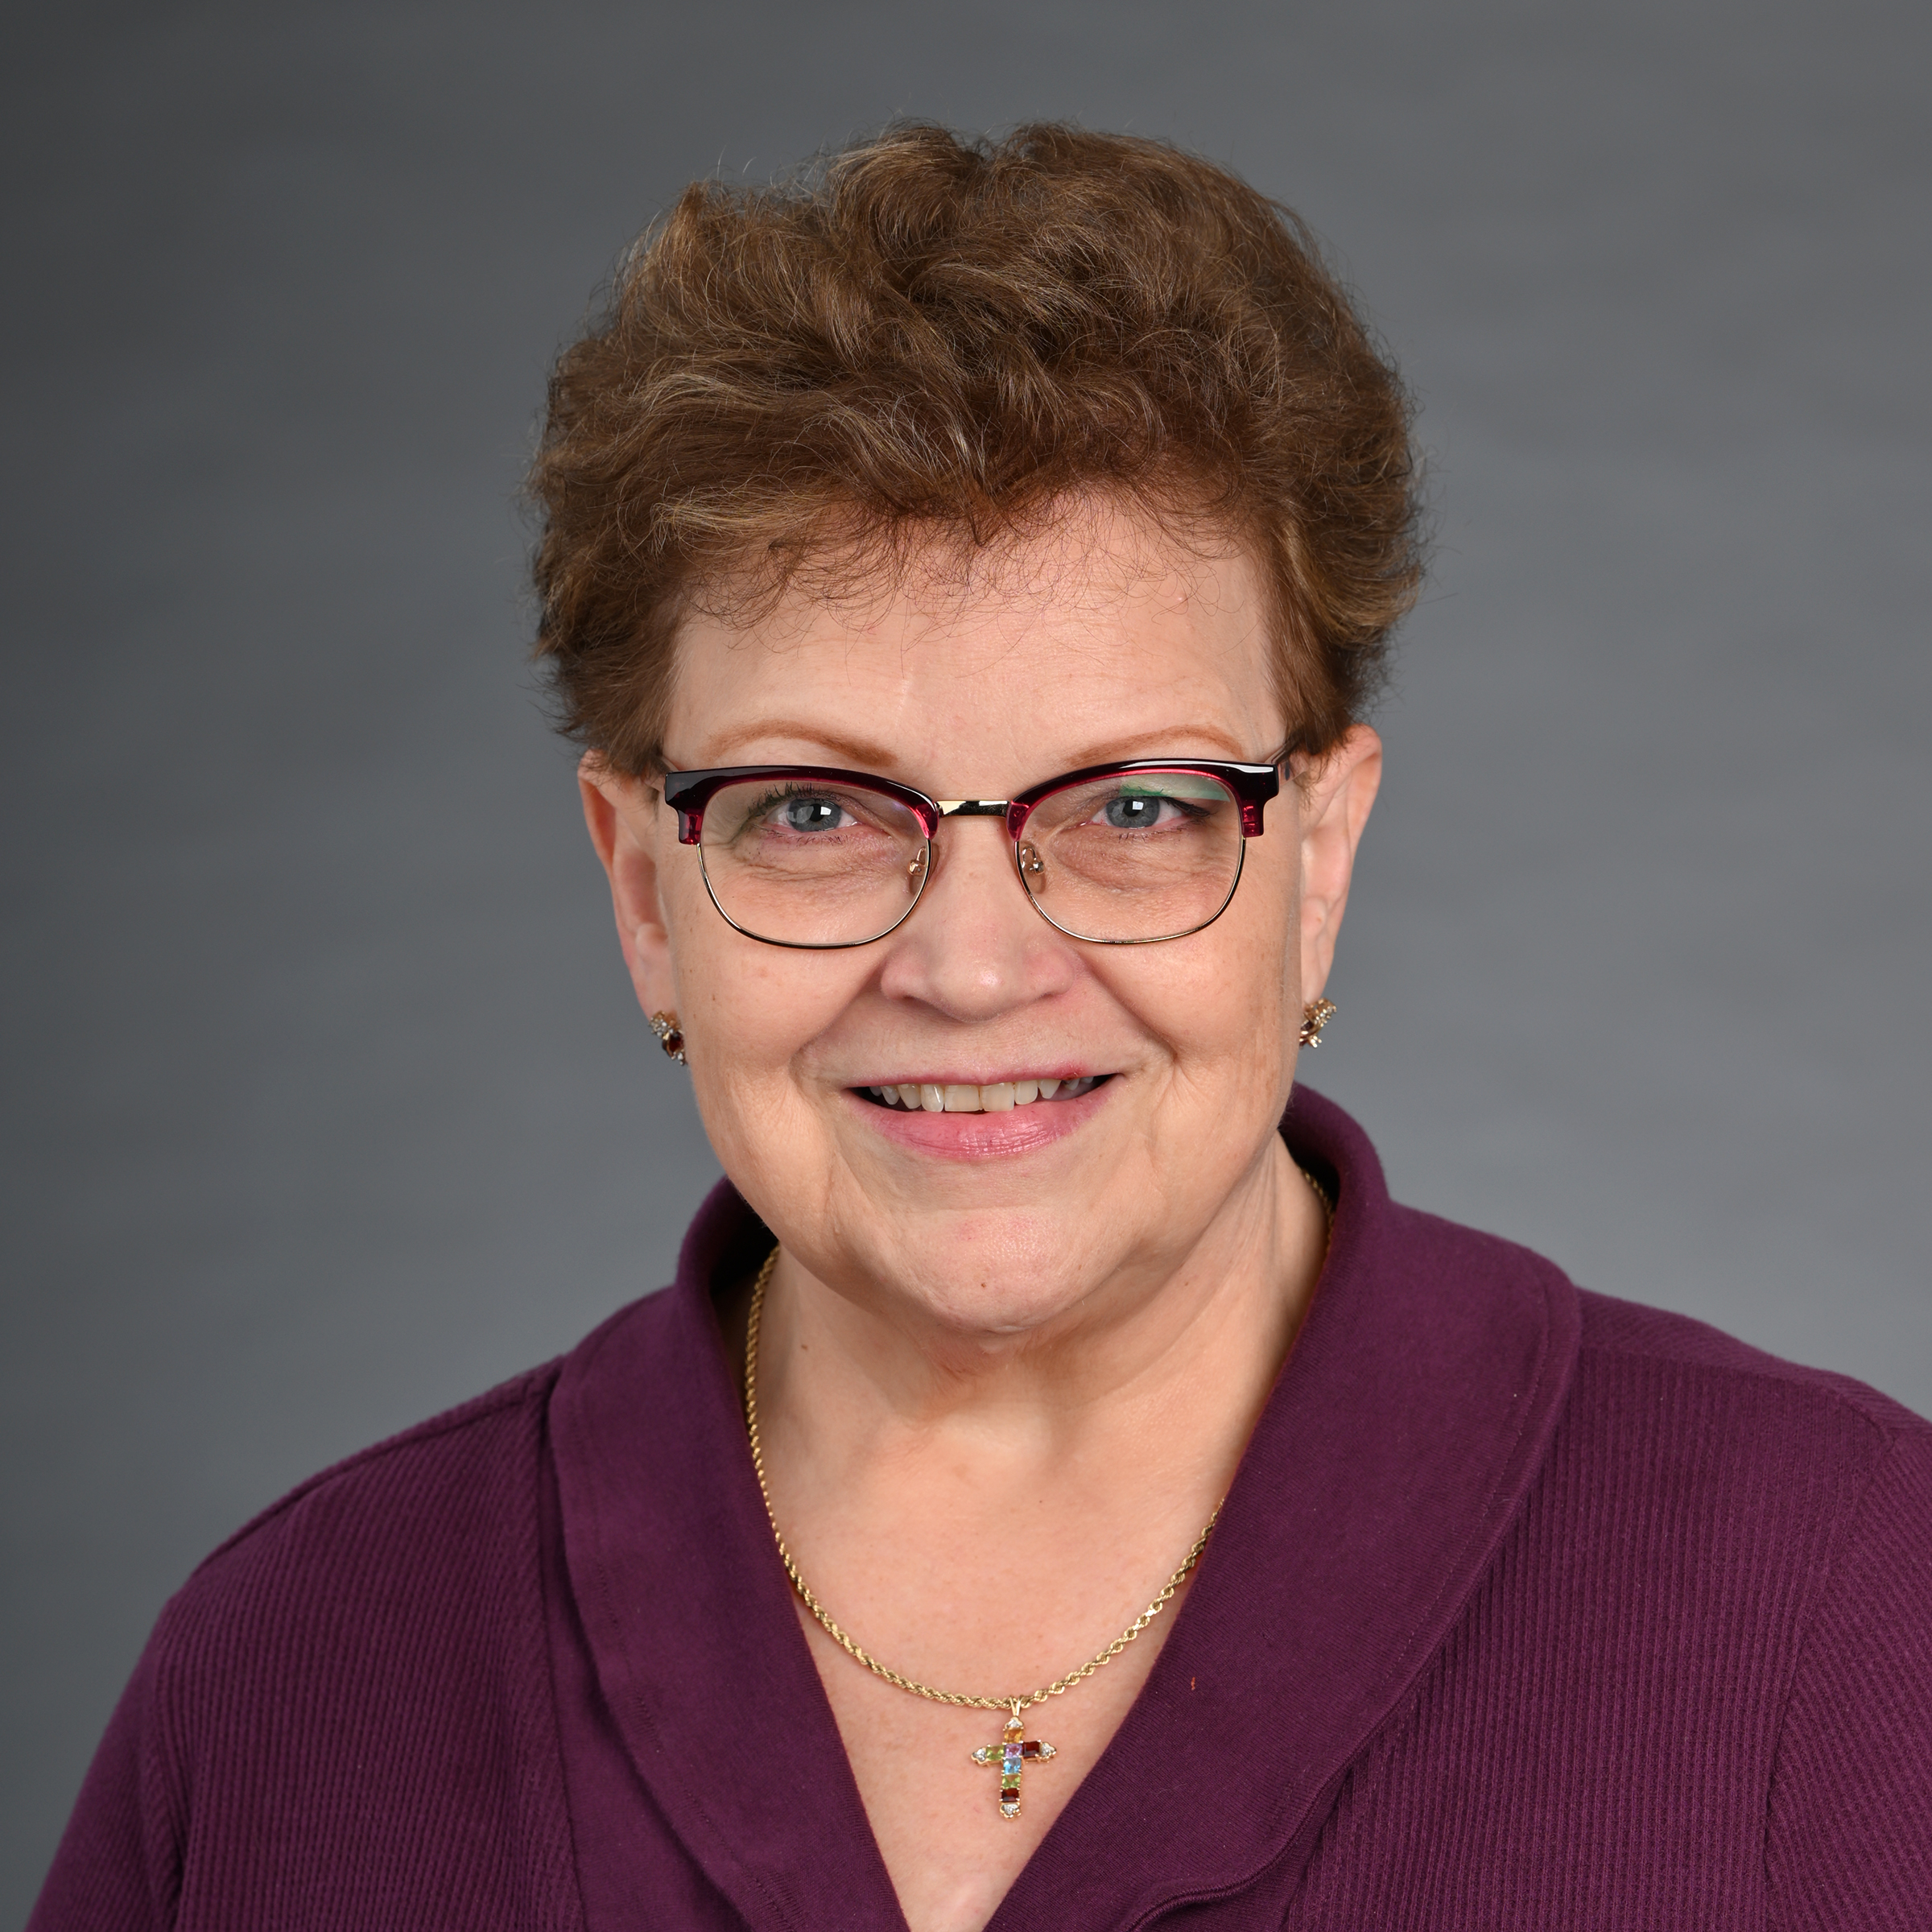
[1294,725,1383,1002]
[578,754,677,1018]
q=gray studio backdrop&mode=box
[5,0,1928,1912]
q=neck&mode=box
[746,1135,1328,1566]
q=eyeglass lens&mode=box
[693,770,1245,947]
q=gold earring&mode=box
[649,1012,687,1063]
[1298,998,1337,1047]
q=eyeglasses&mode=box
[659,758,1282,949]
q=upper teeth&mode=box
[864,1077,1100,1113]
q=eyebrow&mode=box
[682,719,1258,770]
[692,720,903,767]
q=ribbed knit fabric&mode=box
[1287,1300,1932,1926]
[31,1089,1932,1929]
[35,1372,584,1932]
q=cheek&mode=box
[677,960,835,1203]
[1130,846,1299,1076]
[663,876,868,1114]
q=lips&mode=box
[857,1076,1106,1114]
[848,1071,1113,1159]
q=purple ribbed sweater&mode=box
[31,1090,1932,1928]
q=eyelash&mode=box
[1082,794,1212,828]
[745,786,865,831]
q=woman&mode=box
[32,125,1932,1931]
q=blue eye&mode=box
[1092,791,1205,832]
[777,797,845,832]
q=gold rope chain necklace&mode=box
[741,1165,1333,1820]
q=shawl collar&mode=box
[550,1088,1580,1929]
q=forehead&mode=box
[665,498,1285,779]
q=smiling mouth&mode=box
[857,1076,1108,1114]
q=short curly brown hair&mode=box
[528,123,1422,776]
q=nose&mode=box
[875,818,1077,1020]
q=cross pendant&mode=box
[970,1705,1055,1819]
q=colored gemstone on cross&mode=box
[971,1707,1056,1818]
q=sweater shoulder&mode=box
[93,1361,593,1925]
[158,1359,566,1654]
[1575,1286,1929,1449]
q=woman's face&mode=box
[584,498,1380,1340]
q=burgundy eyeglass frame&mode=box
[657,758,1283,950]
[660,758,1282,844]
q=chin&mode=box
[879,1226,1102,1338]
[914,1279,1090,1339]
